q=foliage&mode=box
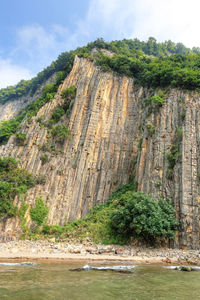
[146,124,155,136]
[0,157,40,218]
[110,192,178,244]
[95,51,200,90]
[0,82,56,145]
[40,153,49,165]
[30,197,49,226]
[34,174,46,185]
[51,125,71,144]
[50,107,65,124]
[166,128,182,180]
[18,201,29,233]
[42,224,64,235]
[61,86,76,100]
[0,85,76,146]
[0,52,73,104]
[0,38,199,146]
[142,93,165,116]
[0,116,23,145]
[48,86,76,126]
[18,201,28,219]
[1,37,199,107]
[37,183,177,245]
[16,132,26,146]
[143,94,165,107]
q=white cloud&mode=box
[83,0,200,47]
[0,57,33,89]
[130,0,200,47]
[14,24,69,65]
[1,0,200,89]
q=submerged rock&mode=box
[164,265,200,272]
[179,266,192,272]
[70,264,135,273]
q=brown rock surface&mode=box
[0,56,199,249]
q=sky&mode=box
[0,0,200,88]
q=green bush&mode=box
[51,125,71,144]
[50,106,65,124]
[59,183,178,245]
[16,132,27,146]
[35,174,46,185]
[40,154,49,165]
[146,124,155,136]
[110,192,178,244]
[30,197,49,226]
[42,224,64,235]
[61,86,76,100]
[143,94,165,115]
[166,128,182,180]
[0,157,38,218]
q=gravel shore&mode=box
[0,240,199,264]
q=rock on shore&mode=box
[0,240,200,264]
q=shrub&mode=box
[35,174,46,185]
[30,197,49,226]
[50,106,65,123]
[143,94,165,115]
[166,128,182,180]
[42,224,64,235]
[52,125,71,144]
[61,86,76,100]
[59,183,177,245]
[16,132,27,146]
[40,154,49,165]
[110,192,178,244]
[146,124,155,136]
[0,157,36,218]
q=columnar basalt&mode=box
[0,56,199,249]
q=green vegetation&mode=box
[40,153,49,165]
[0,82,57,145]
[0,157,43,218]
[167,128,183,180]
[0,52,74,104]
[0,37,199,146]
[30,197,49,226]
[0,85,76,146]
[49,107,65,125]
[146,124,155,136]
[18,201,29,233]
[35,174,46,185]
[16,132,26,146]
[35,183,178,245]
[110,193,178,244]
[94,41,200,90]
[0,117,24,145]
[143,93,165,116]
[48,86,76,126]
[1,37,200,107]
[61,86,76,100]
[52,125,71,144]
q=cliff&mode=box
[0,55,199,249]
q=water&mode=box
[0,261,200,299]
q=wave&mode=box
[0,262,38,267]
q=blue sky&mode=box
[0,0,200,88]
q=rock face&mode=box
[0,73,56,121]
[0,56,199,249]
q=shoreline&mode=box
[0,240,199,265]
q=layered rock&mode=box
[0,56,199,249]
[0,73,56,121]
